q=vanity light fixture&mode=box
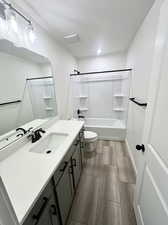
[0,0,36,43]
[0,0,5,18]
[0,0,7,35]
[5,5,18,33]
[0,15,4,27]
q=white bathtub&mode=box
[85,118,126,141]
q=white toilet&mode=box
[84,131,98,152]
[71,117,98,152]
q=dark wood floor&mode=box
[68,140,137,225]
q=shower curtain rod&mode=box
[26,76,53,81]
[70,68,132,76]
[0,100,21,106]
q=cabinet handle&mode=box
[80,142,84,148]
[69,166,73,174]
[32,197,49,222]
[60,161,68,172]
[49,204,57,225]
[72,158,77,167]
[50,204,57,215]
[74,140,80,146]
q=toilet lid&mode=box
[84,131,98,141]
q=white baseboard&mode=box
[125,138,137,176]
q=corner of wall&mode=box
[125,138,137,176]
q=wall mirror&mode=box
[0,39,57,149]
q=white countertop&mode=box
[0,120,84,225]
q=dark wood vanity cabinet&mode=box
[53,136,83,225]
[54,160,74,225]
[32,197,60,225]
[23,128,85,225]
[23,181,61,225]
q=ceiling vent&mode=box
[64,33,80,44]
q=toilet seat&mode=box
[84,131,98,142]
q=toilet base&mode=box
[85,140,97,152]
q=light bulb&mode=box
[0,16,5,31]
[27,23,37,43]
[0,0,8,35]
[29,28,36,43]
[10,14,18,32]
[0,0,5,19]
[5,6,18,33]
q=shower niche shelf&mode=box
[77,96,88,99]
[79,108,88,112]
[114,94,125,97]
[45,107,53,111]
[113,108,125,112]
[43,96,53,100]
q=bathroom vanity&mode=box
[23,125,85,225]
[0,120,85,225]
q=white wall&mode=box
[78,52,127,72]
[0,0,77,119]
[70,72,130,123]
[72,52,129,120]
[66,52,126,118]
[126,0,163,172]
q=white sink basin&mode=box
[29,132,68,154]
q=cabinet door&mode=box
[72,142,82,190]
[56,161,73,225]
[34,197,61,225]
[32,197,52,225]
[23,182,59,225]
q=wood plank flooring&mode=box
[68,141,137,225]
